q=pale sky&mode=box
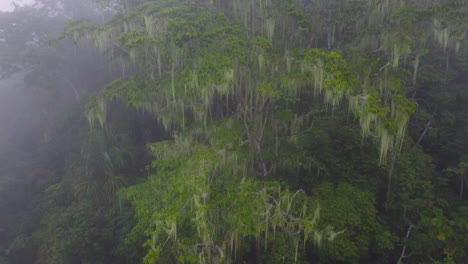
[0,0,35,12]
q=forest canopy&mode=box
[0,0,467,263]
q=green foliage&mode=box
[2,0,467,264]
[36,201,112,264]
[65,0,466,262]
[123,130,342,262]
[313,182,379,263]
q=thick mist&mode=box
[0,1,118,262]
[0,1,467,263]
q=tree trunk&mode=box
[386,150,397,204]
[460,175,464,200]
[255,243,263,264]
[415,119,432,146]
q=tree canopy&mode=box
[0,0,467,263]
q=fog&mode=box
[0,0,36,12]
[0,0,111,154]
[0,2,117,262]
[0,0,467,263]
[0,72,31,149]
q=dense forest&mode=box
[0,0,467,263]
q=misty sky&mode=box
[0,0,35,12]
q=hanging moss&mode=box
[61,1,467,262]
[85,96,107,128]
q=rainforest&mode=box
[0,0,467,263]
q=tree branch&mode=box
[397,224,416,264]
[415,118,432,146]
